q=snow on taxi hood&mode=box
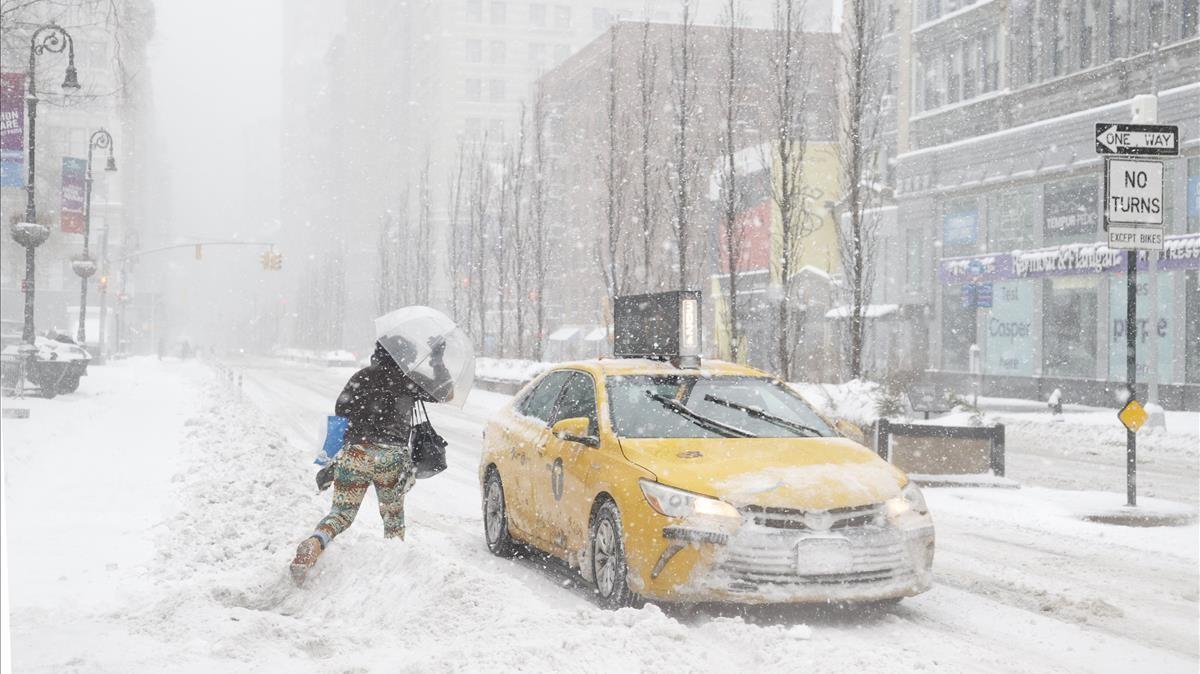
[618,437,906,510]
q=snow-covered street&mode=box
[3,359,1196,672]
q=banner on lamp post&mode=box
[61,157,87,233]
[0,72,24,188]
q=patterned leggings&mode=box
[314,442,416,544]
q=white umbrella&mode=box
[374,306,475,408]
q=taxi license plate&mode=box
[796,538,853,575]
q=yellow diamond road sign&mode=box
[1119,399,1148,433]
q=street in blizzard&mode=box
[1,1,1198,673]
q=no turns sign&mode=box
[1105,157,1164,226]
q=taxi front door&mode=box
[505,371,570,539]
[535,371,601,555]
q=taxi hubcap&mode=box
[594,519,617,596]
[485,481,503,544]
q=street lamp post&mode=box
[74,128,116,344]
[12,22,81,346]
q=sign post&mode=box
[1099,121,1177,508]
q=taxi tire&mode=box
[483,469,517,558]
[589,501,641,610]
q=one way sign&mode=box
[1095,123,1179,156]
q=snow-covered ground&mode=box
[2,358,1197,672]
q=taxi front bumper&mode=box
[641,510,935,604]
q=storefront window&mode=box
[1043,176,1099,239]
[984,281,1035,376]
[942,198,978,254]
[1187,270,1200,383]
[1042,278,1097,378]
[991,187,1036,249]
[941,288,977,371]
[1187,158,1198,233]
[1108,273,1176,383]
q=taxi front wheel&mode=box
[590,501,641,609]
[483,470,516,557]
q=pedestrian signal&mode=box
[195,244,203,260]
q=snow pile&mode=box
[792,380,884,428]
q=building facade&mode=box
[880,0,1200,407]
[0,0,157,354]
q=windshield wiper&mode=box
[645,391,756,439]
[703,394,824,438]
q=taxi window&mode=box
[550,372,598,433]
[606,375,834,439]
[516,370,571,424]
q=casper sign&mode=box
[1105,158,1163,226]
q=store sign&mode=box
[0,72,23,188]
[60,157,87,233]
[938,233,1200,283]
[1044,178,1099,236]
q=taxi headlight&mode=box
[886,482,929,518]
[639,479,740,519]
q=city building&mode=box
[0,0,158,355]
[881,0,1200,407]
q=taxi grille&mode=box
[720,538,907,585]
[739,503,884,532]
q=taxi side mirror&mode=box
[834,418,866,445]
[552,417,599,448]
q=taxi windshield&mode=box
[606,375,835,439]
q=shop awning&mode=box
[548,327,579,341]
[824,304,899,320]
[583,327,608,341]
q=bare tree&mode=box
[666,0,699,291]
[415,147,433,305]
[508,105,529,358]
[597,24,628,308]
[762,0,819,380]
[468,137,493,353]
[633,18,661,292]
[717,0,747,362]
[838,0,887,379]
[376,211,398,313]
[447,140,468,325]
[529,84,550,359]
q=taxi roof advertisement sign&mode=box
[613,290,702,362]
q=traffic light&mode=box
[260,251,271,270]
[271,252,283,271]
[194,244,202,260]
[98,275,108,290]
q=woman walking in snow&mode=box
[290,335,452,585]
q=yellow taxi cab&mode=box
[478,356,936,608]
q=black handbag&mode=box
[410,400,448,479]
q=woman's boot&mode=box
[289,536,324,586]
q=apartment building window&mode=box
[555,5,571,29]
[1186,0,1200,37]
[1051,3,1069,77]
[945,47,961,104]
[981,31,998,92]
[490,40,507,63]
[465,78,482,101]
[905,231,923,289]
[529,42,546,65]
[530,3,546,27]
[466,0,482,21]
[1147,1,1164,51]
[489,79,506,101]
[962,38,977,100]
[466,39,482,63]
[491,1,507,24]
[921,55,941,111]
[1109,0,1128,59]
[920,0,940,24]
[489,118,505,139]
[465,117,482,139]
[1080,1,1095,69]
